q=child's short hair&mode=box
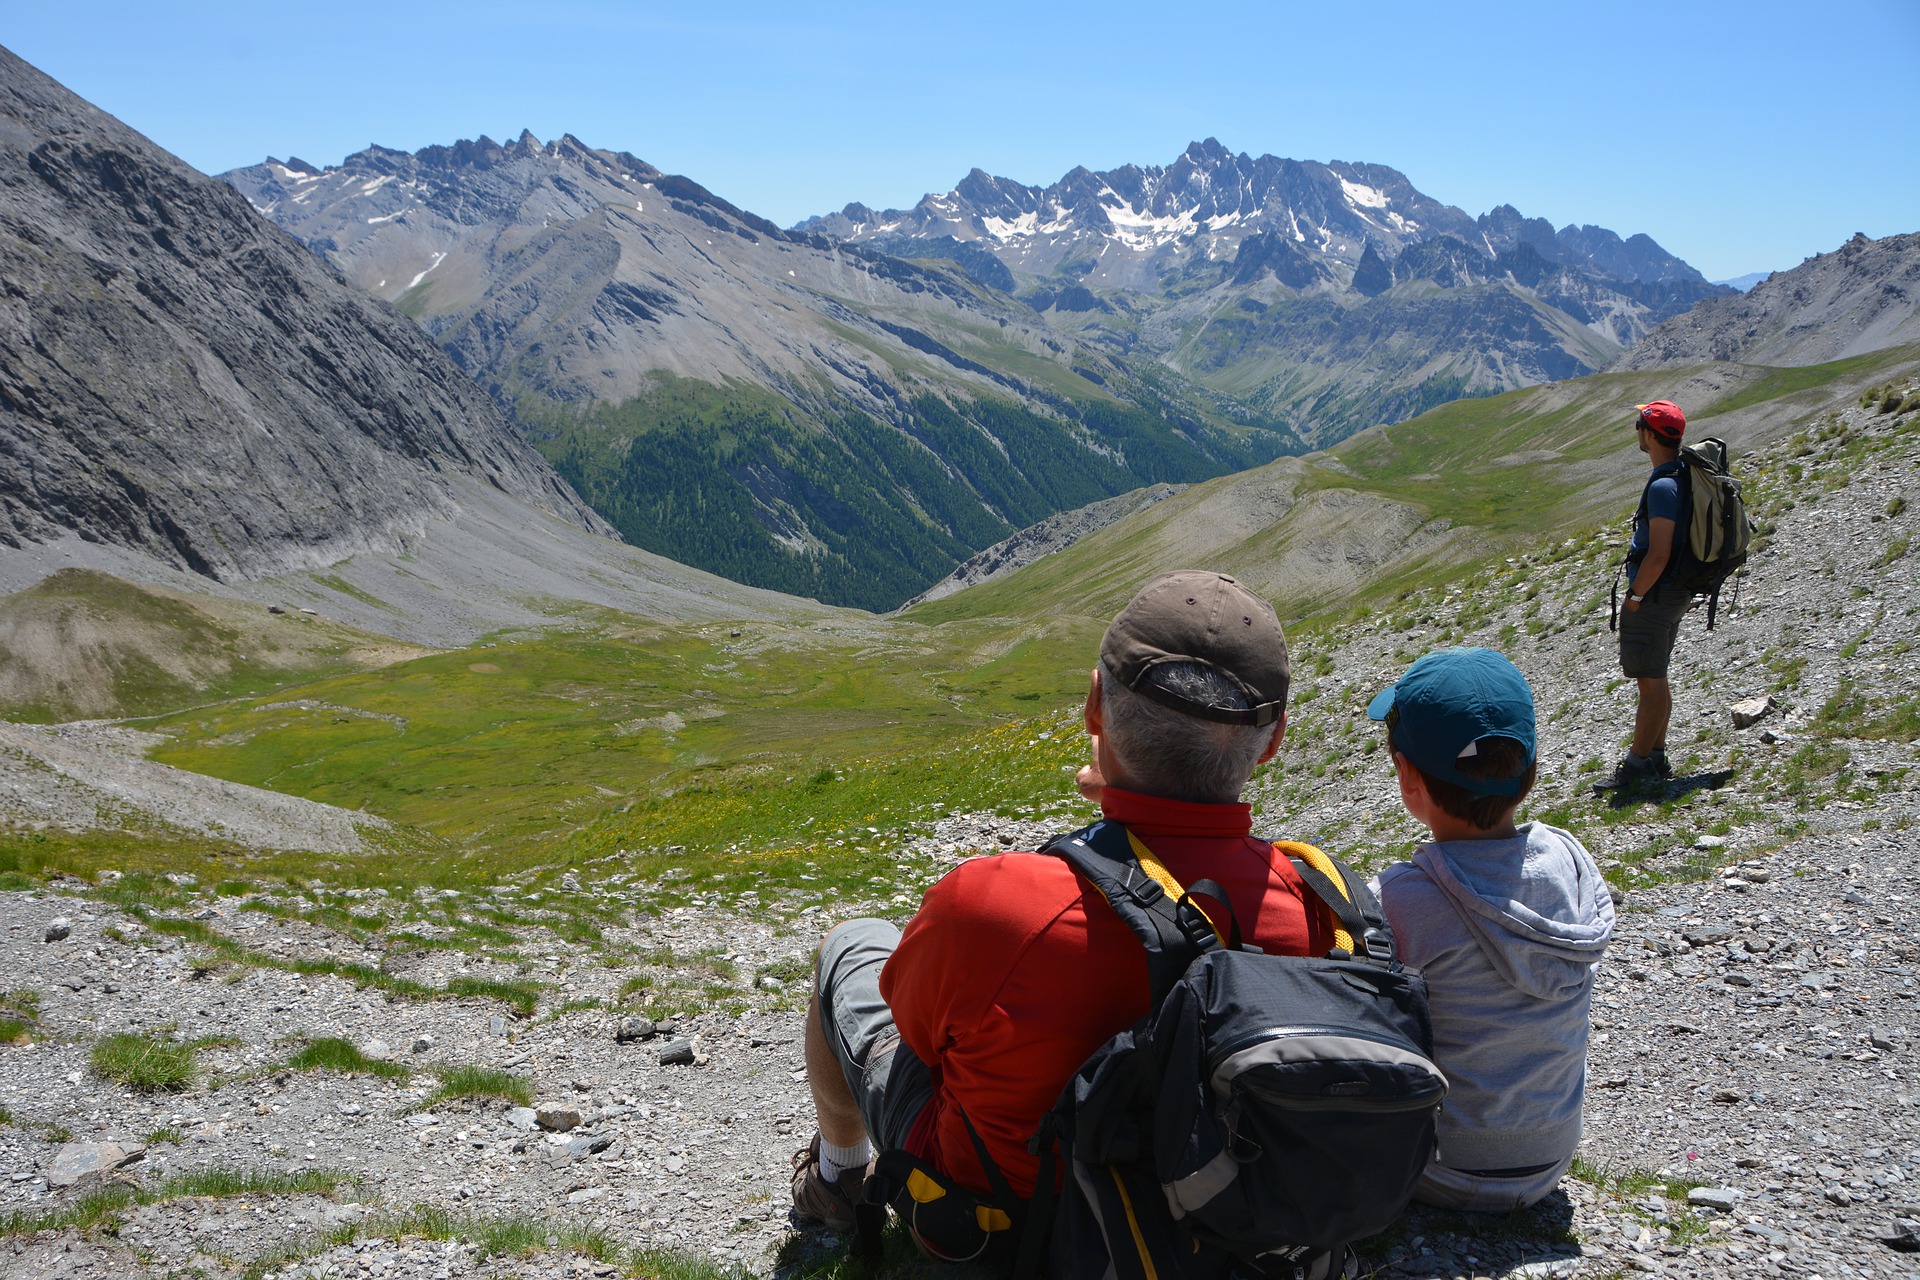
[1399,729,1536,831]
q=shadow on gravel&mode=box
[778,1192,1585,1280]
[1361,1188,1582,1276]
[774,1218,999,1279]
[1600,768,1735,812]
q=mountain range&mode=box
[222,134,1730,608]
[1616,231,1920,370]
[6,42,1916,642]
[0,45,608,585]
[797,140,1732,442]
[221,134,1290,610]
[0,43,838,648]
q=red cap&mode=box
[1634,400,1686,440]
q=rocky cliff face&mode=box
[0,45,612,584]
[1614,230,1920,370]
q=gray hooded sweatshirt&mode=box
[1372,822,1615,1173]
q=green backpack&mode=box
[1646,436,1754,629]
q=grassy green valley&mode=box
[0,342,1906,923]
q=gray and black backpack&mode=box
[858,820,1449,1278]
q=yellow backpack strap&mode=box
[1126,829,1236,942]
[1125,829,1185,900]
[1271,839,1355,954]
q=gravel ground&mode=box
[2,398,1917,1278]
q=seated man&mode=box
[792,570,1336,1231]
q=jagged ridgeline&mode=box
[223,135,1296,611]
[800,140,1731,449]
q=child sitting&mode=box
[1367,648,1615,1211]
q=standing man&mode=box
[1607,399,1689,786]
[791,571,1334,1242]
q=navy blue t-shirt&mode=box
[1629,472,1683,570]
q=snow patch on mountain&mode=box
[407,252,447,289]
[1339,178,1389,209]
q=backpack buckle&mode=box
[1121,865,1165,906]
[1175,895,1219,952]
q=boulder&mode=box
[47,1142,142,1189]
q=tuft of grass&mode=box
[424,1065,533,1108]
[164,1166,346,1198]
[0,1165,347,1241]
[1569,1156,1706,1200]
[1813,680,1920,742]
[143,1126,184,1146]
[757,956,813,987]
[473,1217,619,1262]
[0,1183,139,1237]
[0,990,43,1044]
[284,1037,411,1081]
[90,1030,199,1093]
[442,976,542,1017]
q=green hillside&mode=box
[0,570,428,723]
[906,344,1920,628]
[522,371,1295,612]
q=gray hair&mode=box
[1100,661,1277,804]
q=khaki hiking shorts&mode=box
[815,918,933,1153]
[1618,582,1691,679]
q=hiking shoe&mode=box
[791,1132,870,1230]
[1595,750,1671,791]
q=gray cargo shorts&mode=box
[815,918,933,1152]
[1619,582,1691,679]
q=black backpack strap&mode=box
[1039,820,1221,1006]
[1288,852,1397,966]
[1014,1112,1058,1280]
[956,1102,1023,1216]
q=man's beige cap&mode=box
[1100,571,1290,726]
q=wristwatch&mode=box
[1628,591,1646,603]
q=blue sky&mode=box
[7,1,1917,281]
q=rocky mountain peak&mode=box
[0,42,611,581]
[1182,136,1235,165]
[1614,228,1920,370]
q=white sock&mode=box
[818,1135,872,1183]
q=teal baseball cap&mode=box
[1366,648,1537,796]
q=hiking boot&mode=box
[1595,750,1671,791]
[791,1131,870,1230]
